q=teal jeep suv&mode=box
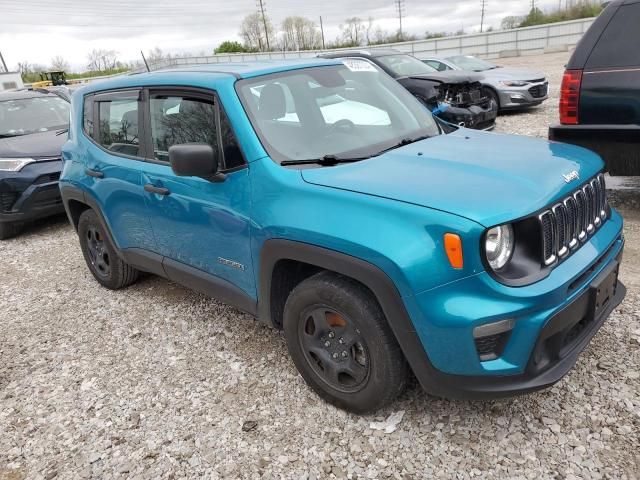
[60,58,625,413]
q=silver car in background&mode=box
[422,55,549,111]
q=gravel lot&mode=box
[1,51,639,480]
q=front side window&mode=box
[98,98,140,157]
[237,63,440,163]
[425,60,450,72]
[150,95,218,163]
[0,96,69,137]
[376,54,438,77]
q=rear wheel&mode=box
[0,222,22,240]
[283,271,408,413]
[78,209,139,289]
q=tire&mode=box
[77,209,139,289]
[0,222,22,240]
[283,271,409,414]
[483,87,500,111]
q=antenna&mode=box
[395,0,405,40]
[140,50,150,72]
[480,0,487,32]
[256,0,271,51]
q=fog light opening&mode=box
[473,319,515,361]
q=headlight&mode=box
[0,158,35,171]
[500,80,529,87]
[485,224,514,270]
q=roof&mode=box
[151,58,342,79]
[320,48,402,59]
[0,88,60,101]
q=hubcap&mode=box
[86,226,110,278]
[298,307,369,393]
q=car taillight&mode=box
[559,69,583,125]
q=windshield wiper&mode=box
[281,154,370,167]
[0,133,21,139]
[371,134,431,157]
[56,128,69,136]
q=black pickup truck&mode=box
[549,0,640,175]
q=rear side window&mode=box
[97,98,140,157]
[150,95,218,163]
[586,3,640,69]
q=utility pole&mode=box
[257,0,271,51]
[395,0,405,40]
[0,51,8,73]
[319,16,326,50]
[480,0,487,33]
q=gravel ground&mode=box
[1,51,639,480]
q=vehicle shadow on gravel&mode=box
[11,213,71,240]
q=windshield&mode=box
[376,54,438,77]
[0,96,70,137]
[446,55,496,72]
[237,63,440,163]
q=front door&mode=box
[139,90,255,297]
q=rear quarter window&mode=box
[83,96,93,136]
[586,3,640,69]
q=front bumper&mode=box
[0,159,64,225]
[403,210,626,399]
[438,101,498,130]
[497,81,549,109]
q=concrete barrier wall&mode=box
[138,17,595,72]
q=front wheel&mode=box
[283,271,409,414]
[77,209,139,289]
[483,87,500,111]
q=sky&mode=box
[0,0,561,72]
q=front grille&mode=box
[528,82,548,98]
[0,192,19,212]
[539,174,608,266]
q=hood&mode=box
[482,67,545,82]
[0,130,66,159]
[301,129,603,227]
[408,70,484,84]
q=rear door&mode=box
[581,1,640,125]
[83,90,157,251]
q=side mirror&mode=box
[169,143,225,182]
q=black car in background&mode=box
[0,89,70,239]
[549,0,640,176]
[320,49,498,130]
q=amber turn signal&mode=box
[444,233,464,269]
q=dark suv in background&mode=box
[0,89,70,239]
[549,0,640,176]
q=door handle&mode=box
[85,168,104,179]
[144,184,170,196]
